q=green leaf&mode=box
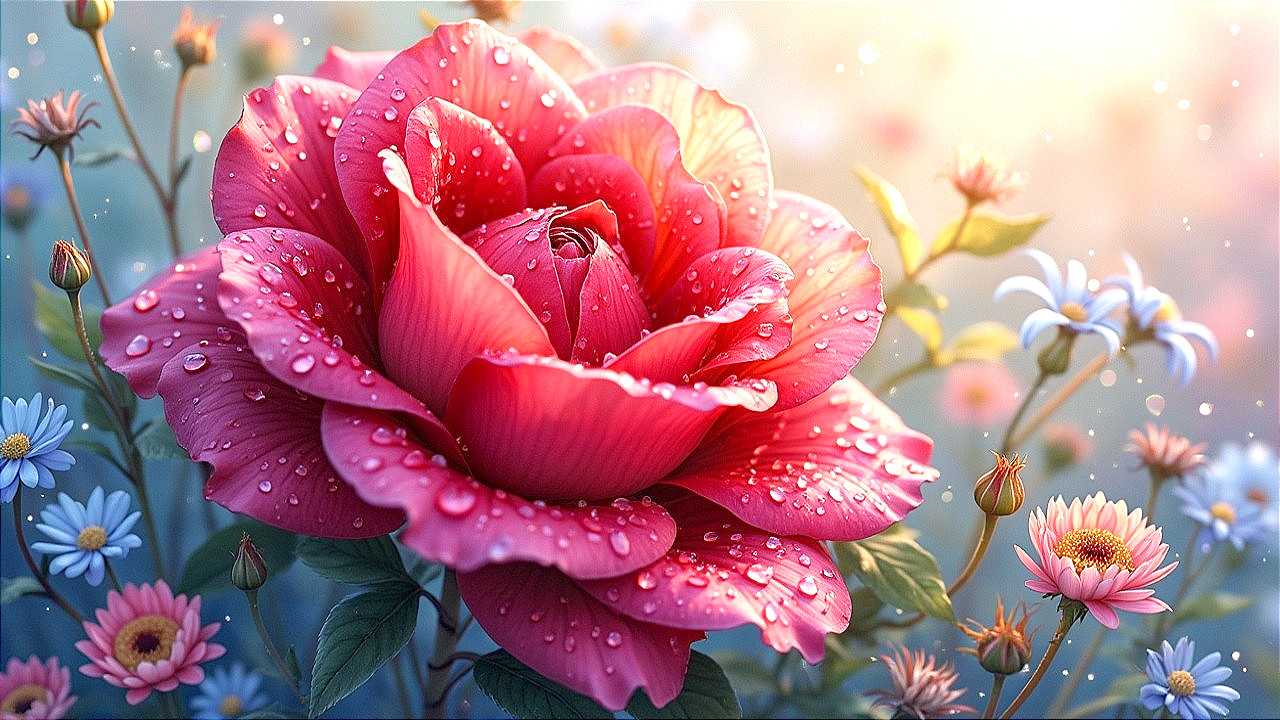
[175,155,194,186]
[29,356,97,394]
[74,147,128,167]
[135,417,188,460]
[627,651,741,719]
[406,556,442,586]
[854,166,923,275]
[297,536,413,587]
[934,211,1050,258]
[884,281,948,312]
[893,306,942,354]
[78,369,135,433]
[712,653,776,697]
[177,521,299,596]
[1,576,44,604]
[309,584,420,718]
[1171,592,1252,627]
[935,322,1020,366]
[285,645,302,682]
[837,524,954,621]
[32,282,102,361]
[472,650,613,719]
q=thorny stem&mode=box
[1045,624,1106,717]
[1007,351,1110,451]
[88,29,182,258]
[998,607,1078,719]
[55,151,111,304]
[246,589,306,707]
[12,495,86,624]
[982,674,1007,719]
[423,571,462,719]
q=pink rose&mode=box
[101,21,936,709]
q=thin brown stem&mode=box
[165,67,192,258]
[910,201,975,281]
[424,571,461,719]
[875,356,934,395]
[1007,351,1110,451]
[70,291,128,430]
[55,152,111,305]
[998,609,1077,719]
[982,674,1007,719]
[12,495,86,624]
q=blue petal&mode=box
[1145,648,1165,681]
[33,464,56,490]
[0,462,19,495]
[1193,665,1231,687]
[1163,320,1219,360]
[0,477,17,504]
[993,274,1056,307]
[35,518,77,543]
[1082,322,1121,356]
[85,553,106,586]
[101,490,131,530]
[0,397,18,435]
[1174,637,1194,670]
[31,542,78,554]
[1139,683,1166,710]
[1088,287,1129,319]
[109,511,142,539]
[1063,259,1088,299]
[34,449,74,471]
[1019,308,1068,348]
[1025,249,1065,300]
[18,459,39,488]
[1198,684,1242,701]
[85,486,105,524]
[49,549,85,576]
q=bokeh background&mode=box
[2,2,1276,718]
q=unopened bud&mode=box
[974,451,1025,517]
[961,597,1034,676]
[65,0,114,32]
[173,7,220,69]
[49,240,92,293]
[231,533,268,591]
[1036,328,1075,376]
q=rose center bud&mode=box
[464,201,652,363]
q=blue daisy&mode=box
[1104,254,1217,385]
[189,663,270,719]
[0,393,75,503]
[30,487,142,586]
[1140,636,1239,719]
[1174,442,1279,552]
[993,249,1127,354]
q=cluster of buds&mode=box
[974,451,1026,517]
[173,7,220,69]
[960,596,1035,675]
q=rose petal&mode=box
[573,63,771,248]
[213,76,369,275]
[378,185,554,416]
[528,153,656,277]
[403,97,527,236]
[546,105,725,297]
[100,247,231,397]
[516,27,605,82]
[312,46,398,90]
[445,352,776,501]
[321,402,676,578]
[458,562,699,711]
[665,377,936,541]
[569,222,652,365]
[736,190,884,409]
[579,493,850,663]
[335,20,587,288]
[156,341,402,537]
[216,227,452,449]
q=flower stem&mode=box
[1007,351,1110,452]
[158,689,182,718]
[1045,624,1106,717]
[875,356,934,395]
[999,372,1048,455]
[982,674,1007,719]
[998,606,1079,719]
[54,151,111,305]
[246,589,306,707]
[165,67,192,258]
[948,513,1000,596]
[423,571,462,719]
[1145,469,1164,518]
[390,650,414,719]
[88,28,182,258]
[907,202,974,281]
[69,291,128,430]
[11,495,86,624]
[104,558,123,593]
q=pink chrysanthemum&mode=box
[866,644,974,719]
[74,580,224,705]
[0,655,76,719]
[1016,492,1177,628]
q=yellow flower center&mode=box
[77,525,108,550]
[1166,669,1196,697]
[219,694,244,717]
[964,385,990,407]
[1058,301,1088,323]
[1209,501,1237,525]
[0,684,48,715]
[1153,295,1182,324]
[1,433,31,459]
[1053,528,1135,574]
[113,614,180,671]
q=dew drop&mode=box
[492,46,511,65]
[436,486,477,517]
[243,385,267,402]
[636,571,657,590]
[1145,394,1166,416]
[797,575,819,597]
[383,107,398,122]
[182,353,209,373]
[125,334,152,357]
[134,290,160,312]
[258,480,272,493]
[762,601,780,623]
[605,631,623,648]
[609,530,631,556]
[291,354,316,374]
[745,563,773,585]
[389,87,407,101]
[253,204,268,218]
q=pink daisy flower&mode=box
[1015,492,1177,628]
[939,361,1020,427]
[0,655,76,719]
[74,580,224,705]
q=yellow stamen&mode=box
[219,695,244,717]
[77,525,108,551]
[1053,528,1135,574]
[1153,295,1182,324]
[1166,669,1196,697]
[0,684,48,715]
[1209,501,1237,525]
[1,433,31,459]
[113,614,180,671]
[1058,301,1088,323]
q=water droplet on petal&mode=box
[605,631,623,648]
[745,563,773,585]
[134,290,159,312]
[797,575,819,597]
[609,530,631,556]
[182,353,209,373]
[291,354,316,374]
[253,204,268,218]
[492,46,510,65]
[436,485,477,517]
[125,334,152,357]
[243,385,267,402]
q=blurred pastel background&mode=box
[2,2,1275,718]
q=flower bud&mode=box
[973,451,1025,517]
[1042,422,1092,475]
[173,7,220,69]
[1036,327,1075,376]
[961,597,1034,675]
[49,240,92,293]
[1,175,40,232]
[65,0,114,32]
[231,533,268,591]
